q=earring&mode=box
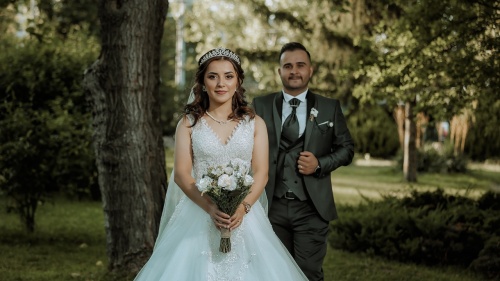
[202,85,206,92]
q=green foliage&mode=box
[395,142,468,173]
[5,0,100,37]
[469,235,500,280]
[158,17,196,135]
[178,0,500,161]
[183,0,357,99]
[352,0,497,119]
[330,189,500,279]
[477,191,500,211]
[0,29,99,232]
[348,104,400,158]
[465,92,500,161]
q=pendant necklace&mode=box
[206,111,233,125]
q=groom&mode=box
[253,42,354,281]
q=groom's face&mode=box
[278,50,313,96]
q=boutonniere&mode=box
[309,108,318,121]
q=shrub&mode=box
[477,191,500,211]
[469,235,500,280]
[0,29,99,232]
[330,189,500,279]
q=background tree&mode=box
[181,0,403,158]
[3,0,100,37]
[465,93,500,161]
[183,0,362,100]
[158,16,197,136]
[178,0,498,168]
[351,0,498,180]
[83,0,169,273]
[0,27,99,232]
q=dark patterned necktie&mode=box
[281,98,301,143]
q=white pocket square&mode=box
[317,121,334,128]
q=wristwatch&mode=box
[314,165,322,177]
[242,201,251,214]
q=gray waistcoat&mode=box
[274,136,308,200]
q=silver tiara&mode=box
[199,47,241,66]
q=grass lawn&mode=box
[1,160,497,281]
[0,199,109,281]
[331,164,500,205]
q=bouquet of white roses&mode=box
[196,161,254,253]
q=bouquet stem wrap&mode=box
[219,228,232,253]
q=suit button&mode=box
[283,178,287,182]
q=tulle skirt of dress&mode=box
[134,196,307,281]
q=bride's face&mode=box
[203,60,238,106]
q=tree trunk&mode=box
[403,100,418,182]
[393,105,405,150]
[82,0,169,273]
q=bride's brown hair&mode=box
[183,49,255,127]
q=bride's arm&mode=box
[248,116,269,203]
[229,115,269,230]
[173,117,231,227]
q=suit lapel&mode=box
[272,92,283,148]
[304,91,317,149]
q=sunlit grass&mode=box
[331,164,499,206]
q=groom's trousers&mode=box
[269,196,329,281]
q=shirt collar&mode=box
[282,89,308,104]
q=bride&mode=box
[134,47,307,280]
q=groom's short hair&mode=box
[278,42,311,62]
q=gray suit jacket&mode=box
[253,91,354,221]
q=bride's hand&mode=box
[229,204,246,231]
[208,203,231,229]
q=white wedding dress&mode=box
[134,116,307,281]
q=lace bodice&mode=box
[191,116,254,181]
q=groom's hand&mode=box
[297,151,319,175]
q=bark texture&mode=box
[82,0,169,273]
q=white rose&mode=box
[243,175,254,186]
[196,177,212,191]
[224,166,234,175]
[226,176,238,191]
[310,107,318,117]
[217,174,232,188]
